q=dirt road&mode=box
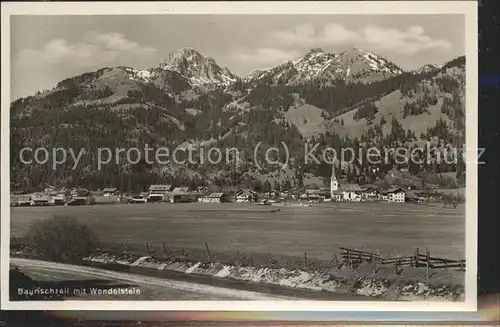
[10,258,296,300]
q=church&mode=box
[330,163,362,202]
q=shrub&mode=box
[27,215,99,262]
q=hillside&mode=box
[334,62,465,139]
[244,47,403,86]
[10,46,466,193]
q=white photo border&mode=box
[0,1,478,312]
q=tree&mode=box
[263,180,272,193]
[251,179,263,193]
[273,180,281,192]
[27,215,99,262]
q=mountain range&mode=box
[10,46,466,192]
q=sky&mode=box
[11,14,465,100]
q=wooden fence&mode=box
[10,235,465,280]
[341,246,465,278]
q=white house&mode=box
[385,187,406,203]
[341,184,362,202]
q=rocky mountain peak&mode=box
[415,63,441,74]
[244,47,403,85]
[304,48,325,56]
[158,47,238,87]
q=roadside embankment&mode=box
[10,247,464,301]
[80,251,464,301]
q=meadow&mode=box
[10,202,465,262]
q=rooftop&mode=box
[208,192,225,198]
[340,184,362,192]
[149,185,172,191]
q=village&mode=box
[11,165,460,208]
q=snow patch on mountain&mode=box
[119,66,155,82]
[244,47,403,85]
[414,63,441,74]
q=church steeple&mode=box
[330,163,339,194]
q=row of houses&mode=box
[146,185,259,204]
[11,194,89,207]
[14,172,416,207]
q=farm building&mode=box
[235,189,259,202]
[170,193,198,203]
[102,187,119,196]
[169,187,197,203]
[31,196,52,206]
[300,190,322,202]
[198,192,231,203]
[67,196,88,206]
[52,194,66,205]
[148,184,173,202]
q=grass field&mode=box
[10,202,465,262]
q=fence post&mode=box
[445,258,448,270]
[460,260,464,271]
[334,255,338,268]
[205,242,212,263]
[426,248,430,280]
[304,252,308,269]
[162,242,167,256]
[347,249,351,269]
[146,242,150,255]
[268,253,273,265]
[415,247,420,267]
